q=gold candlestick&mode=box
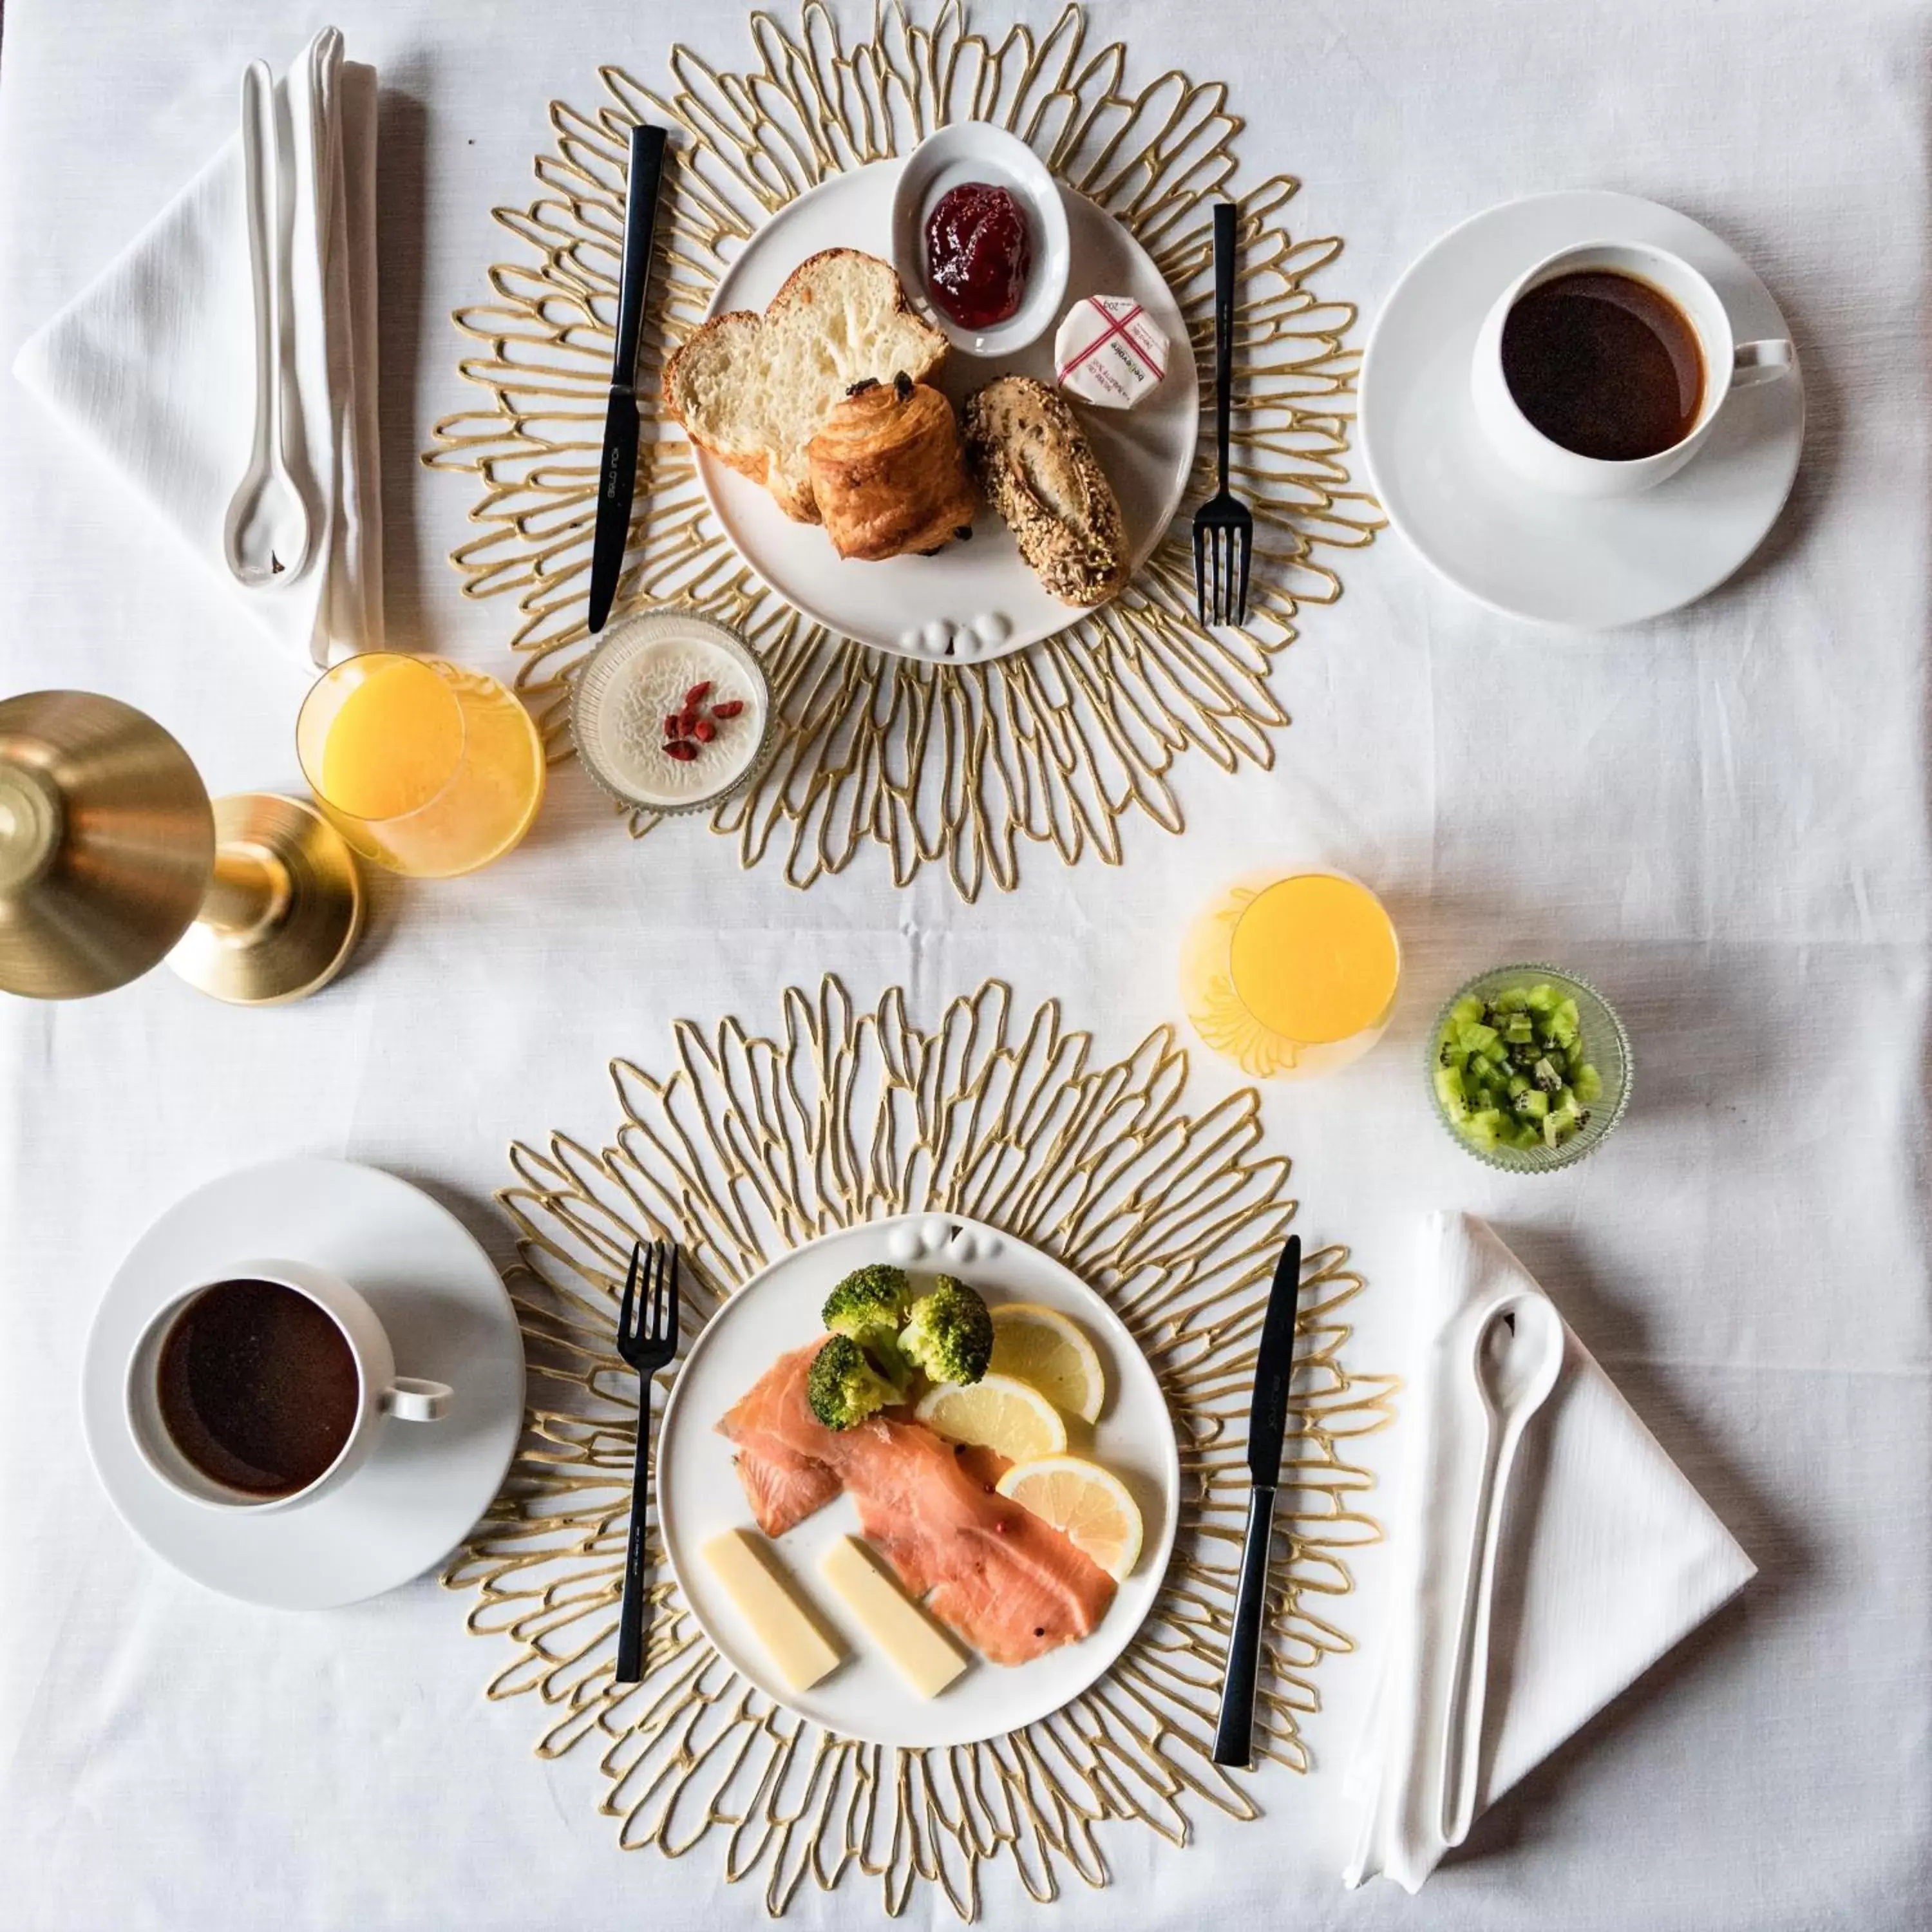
[0,690,362,1005]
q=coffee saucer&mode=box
[1359,190,1804,627]
[80,1158,524,1609]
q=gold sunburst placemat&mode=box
[424,1,1384,899]
[444,977,1395,1917]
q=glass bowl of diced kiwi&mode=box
[1427,965,1633,1173]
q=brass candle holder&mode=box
[0,690,362,1005]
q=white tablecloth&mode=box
[1,2,1927,1927]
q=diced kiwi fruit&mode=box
[1434,981,1605,1155]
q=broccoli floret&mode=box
[822,1264,915,1390]
[822,1264,913,1345]
[820,1264,916,1392]
[897,1275,993,1387]
[806,1333,903,1431]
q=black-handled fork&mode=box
[1193,200,1253,629]
[614,1238,679,1684]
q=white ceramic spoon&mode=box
[222,60,313,589]
[1437,1289,1566,1848]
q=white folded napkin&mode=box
[13,28,382,670]
[1344,1212,1755,1893]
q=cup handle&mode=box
[1732,337,1794,389]
[383,1376,452,1423]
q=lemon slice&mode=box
[988,1303,1106,1425]
[995,1456,1144,1580]
[914,1373,1068,1463]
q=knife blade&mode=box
[1212,1231,1302,1766]
[1245,1229,1303,1484]
[586,121,668,636]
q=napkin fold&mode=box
[13,28,383,669]
[1344,1212,1755,1893]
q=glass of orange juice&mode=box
[296,655,545,877]
[1179,869,1401,1079]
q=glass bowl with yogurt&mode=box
[569,610,774,816]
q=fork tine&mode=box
[647,1242,667,1344]
[1235,526,1251,627]
[618,1242,641,1347]
[649,1241,675,1347]
[666,1244,681,1349]
[1193,524,1208,624]
[1215,525,1229,626]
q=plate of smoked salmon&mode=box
[655,1212,1180,1747]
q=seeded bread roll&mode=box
[807,375,980,562]
[661,249,949,524]
[961,375,1129,605]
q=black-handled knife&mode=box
[586,121,668,635]
[1212,1231,1303,1767]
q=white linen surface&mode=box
[12,27,381,670]
[1344,1213,1757,1893]
[0,2,1927,1929]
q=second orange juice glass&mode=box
[1179,870,1401,1079]
[296,655,545,878]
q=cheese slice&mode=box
[819,1535,969,1698]
[701,1530,842,1693]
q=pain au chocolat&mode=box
[806,373,980,563]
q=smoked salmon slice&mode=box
[716,1343,843,1535]
[716,1341,1116,1665]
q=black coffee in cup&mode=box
[1501,270,1705,462]
[156,1278,361,1497]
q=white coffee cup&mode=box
[1472,240,1793,498]
[126,1258,453,1512]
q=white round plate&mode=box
[80,1158,525,1609]
[1359,191,1804,627]
[655,1213,1180,1749]
[691,159,1198,665]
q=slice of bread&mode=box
[963,375,1130,605]
[661,249,949,523]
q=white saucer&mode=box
[655,1213,1180,1749]
[1359,191,1804,627]
[80,1158,525,1609]
[694,158,1198,664]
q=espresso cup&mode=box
[125,1259,453,1512]
[1472,240,1793,499]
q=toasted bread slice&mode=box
[661,249,949,523]
[963,376,1129,606]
